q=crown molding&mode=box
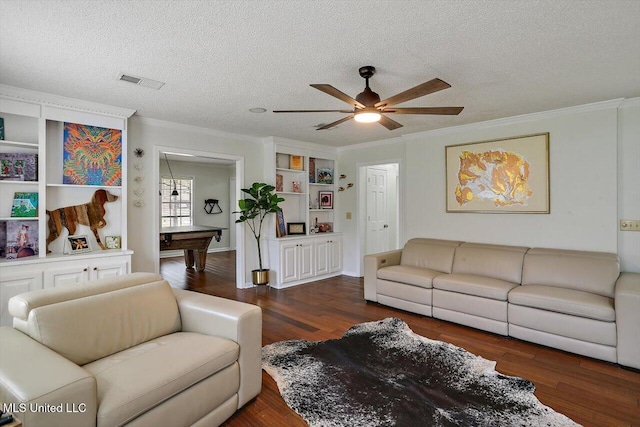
[131,115,262,144]
[0,84,136,118]
[619,97,640,109]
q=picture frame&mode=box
[105,235,121,249]
[11,192,38,217]
[290,155,304,170]
[276,210,286,237]
[287,222,306,235]
[316,167,333,184]
[445,133,550,213]
[319,191,333,209]
[66,235,92,254]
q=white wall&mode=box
[339,100,640,274]
[127,117,265,285]
[159,159,233,251]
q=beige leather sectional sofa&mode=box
[365,238,640,370]
[0,273,262,427]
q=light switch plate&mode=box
[620,220,640,231]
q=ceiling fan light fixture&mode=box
[354,108,381,123]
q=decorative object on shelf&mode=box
[134,199,144,208]
[0,117,4,140]
[317,168,333,184]
[133,148,144,157]
[11,192,38,217]
[317,222,333,233]
[234,182,285,285]
[446,133,550,213]
[134,163,143,171]
[204,199,222,214]
[65,235,92,254]
[290,155,303,170]
[309,195,319,209]
[347,183,354,188]
[134,187,144,196]
[292,181,302,193]
[309,157,316,183]
[276,210,286,237]
[134,175,144,183]
[276,153,290,169]
[63,122,122,186]
[0,153,38,181]
[319,191,333,209]
[287,222,306,235]
[4,220,38,259]
[46,189,118,253]
[163,153,179,196]
[275,173,283,192]
[105,235,121,249]
[338,187,345,192]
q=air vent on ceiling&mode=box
[118,73,165,90]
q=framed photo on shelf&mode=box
[275,174,283,192]
[105,235,121,249]
[319,191,333,209]
[290,155,303,170]
[66,235,92,254]
[287,222,306,235]
[11,192,38,217]
[316,168,333,184]
[276,210,286,237]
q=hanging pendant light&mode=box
[164,153,179,196]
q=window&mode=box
[161,177,193,227]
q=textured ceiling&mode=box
[1,0,639,147]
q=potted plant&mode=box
[234,182,285,285]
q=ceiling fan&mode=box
[274,66,464,130]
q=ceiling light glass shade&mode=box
[354,108,381,123]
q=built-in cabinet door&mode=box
[44,264,91,288]
[298,241,314,280]
[0,270,43,326]
[329,239,343,273]
[281,243,299,284]
[315,240,330,275]
[92,258,129,279]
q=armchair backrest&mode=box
[8,272,181,365]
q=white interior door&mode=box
[366,166,389,255]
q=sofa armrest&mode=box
[172,289,262,408]
[0,327,97,427]
[615,272,640,369]
[364,249,403,302]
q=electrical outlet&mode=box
[620,220,640,231]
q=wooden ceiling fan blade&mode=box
[375,78,451,108]
[316,115,354,130]
[273,109,354,113]
[310,84,366,109]
[378,114,403,130]
[382,107,464,115]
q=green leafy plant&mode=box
[234,182,285,271]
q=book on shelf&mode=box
[0,152,38,181]
[11,192,38,218]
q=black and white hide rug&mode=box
[262,317,580,427]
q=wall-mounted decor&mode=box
[204,198,222,214]
[287,222,306,235]
[133,148,144,157]
[63,122,122,186]
[66,235,92,254]
[319,191,333,209]
[446,133,549,213]
[290,155,304,170]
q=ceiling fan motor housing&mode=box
[356,87,380,107]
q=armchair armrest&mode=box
[615,272,640,369]
[172,289,262,408]
[0,327,97,427]
[364,249,403,302]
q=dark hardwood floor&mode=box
[160,252,640,427]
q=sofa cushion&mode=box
[377,265,442,289]
[433,273,518,301]
[26,280,182,365]
[508,285,615,322]
[451,242,529,284]
[522,248,619,298]
[83,332,239,427]
[400,238,462,273]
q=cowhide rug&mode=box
[262,317,580,427]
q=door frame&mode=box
[356,159,403,276]
[153,145,245,288]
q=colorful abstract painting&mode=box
[63,122,122,186]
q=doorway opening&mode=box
[357,161,401,276]
[153,146,245,288]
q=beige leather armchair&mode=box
[0,273,262,427]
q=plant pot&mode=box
[252,269,270,286]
